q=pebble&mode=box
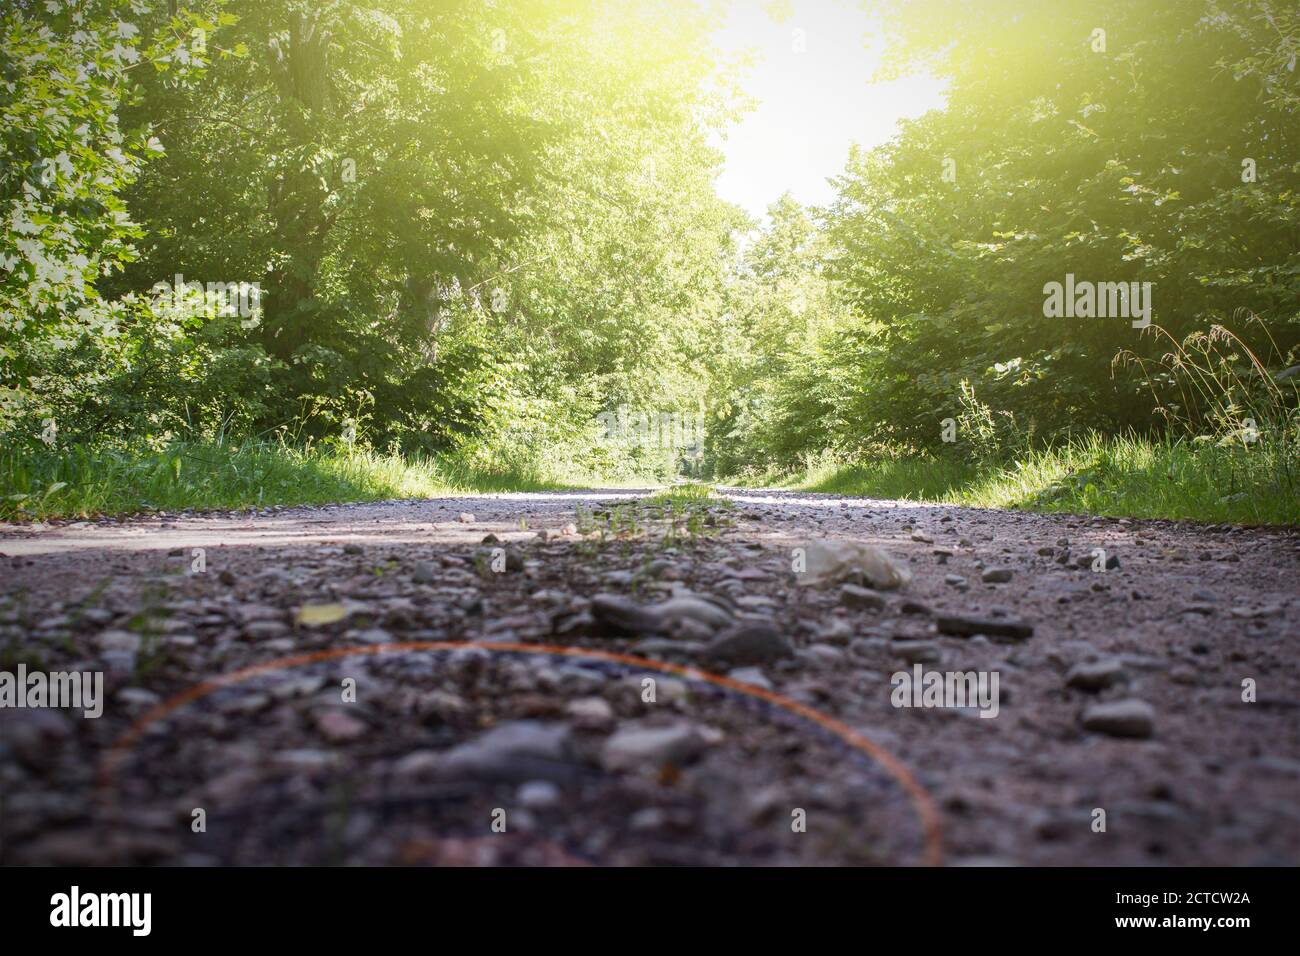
[434,720,577,783]
[315,709,368,743]
[936,615,1033,641]
[1065,658,1125,692]
[981,568,1014,584]
[727,666,772,690]
[703,622,794,665]
[591,593,663,635]
[816,618,854,644]
[458,513,475,523]
[565,697,615,731]
[517,780,562,809]
[840,584,885,611]
[653,596,733,631]
[1081,699,1155,738]
[602,723,707,771]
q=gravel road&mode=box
[2,489,1297,866]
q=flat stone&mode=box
[840,584,885,611]
[726,666,772,690]
[602,723,707,771]
[937,615,1033,641]
[1065,658,1125,692]
[1082,699,1155,739]
[434,720,578,784]
[315,709,367,743]
[702,622,793,665]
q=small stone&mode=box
[481,533,499,544]
[591,594,663,635]
[1230,605,1282,619]
[565,697,615,731]
[1082,699,1154,738]
[653,596,733,631]
[1065,658,1125,692]
[703,622,793,665]
[816,618,854,644]
[727,666,772,690]
[936,615,1033,641]
[981,568,1014,584]
[435,720,576,783]
[316,709,367,743]
[343,543,364,555]
[412,562,436,584]
[602,723,707,771]
[458,512,475,523]
[849,636,888,657]
[840,584,885,611]
[517,780,561,809]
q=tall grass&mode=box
[0,439,572,521]
[793,431,1299,525]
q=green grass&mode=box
[787,433,1300,526]
[645,482,728,508]
[0,440,574,521]
[7,435,1297,526]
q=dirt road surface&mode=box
[2,490,1297,866]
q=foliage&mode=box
[3,0,1297,526]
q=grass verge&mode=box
[0,440,575,521]
[786,433,1300,525]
